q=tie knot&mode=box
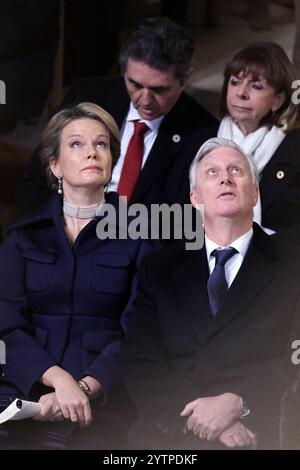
[213,247,237,266]
[133,121,149,136]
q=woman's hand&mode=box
[80,375,103,400]
[33,392,64,422]
[40,366,93,428]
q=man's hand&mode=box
[219,421,257,448]
[33,392,64,422]
[180,393,241,440]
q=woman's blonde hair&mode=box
[39,102,120,191]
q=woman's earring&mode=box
[57,177,63,195]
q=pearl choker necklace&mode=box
[63,198,105,219]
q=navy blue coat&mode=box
[0,192,156,406]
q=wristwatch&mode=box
[240,397,250,418]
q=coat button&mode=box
[276,170,285,180]
[172,134,181,143]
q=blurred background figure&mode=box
[0,0,60,134]
[160,0,219,27]
[63,0,124,85]
[293,0,300,75]
[281,368,300,449]
[248,0,294,31]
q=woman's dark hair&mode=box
[220,42,300,132]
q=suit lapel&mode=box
[171,246,213,341]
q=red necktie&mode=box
[117,121,149,202]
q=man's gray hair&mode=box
[189,137,259,191]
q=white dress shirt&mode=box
[108,103,164,192]
[205,228,253,288]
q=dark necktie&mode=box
[117,121,149,202]
[207,247,237,316]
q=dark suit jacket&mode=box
[15,76,218,215]
[0,192,155,411]
[261,128,300,232]
[123,225,300,449]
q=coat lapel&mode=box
[261,131,300,212]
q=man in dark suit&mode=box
[16,17,218,216]
[123,137,300,450]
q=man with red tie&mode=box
[16,17,218,217]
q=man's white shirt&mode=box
[205,228,253,288]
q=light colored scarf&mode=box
[218,116,286,232]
